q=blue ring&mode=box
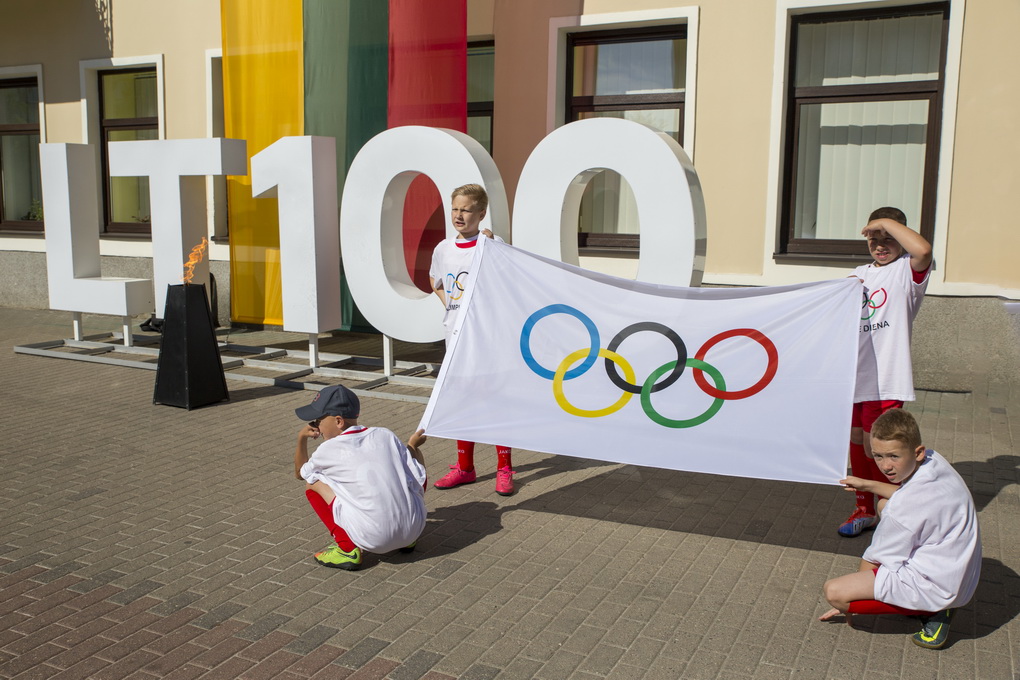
[520,304,600,380]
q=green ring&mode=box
[640,358,726,428]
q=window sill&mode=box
[773,251,873,267]
[100,232,152,241]
[578,245,639,257]
[0,228,44,236]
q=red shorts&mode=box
[851,400,904,432]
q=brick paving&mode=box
[1,307,1017,679]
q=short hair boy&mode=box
[820,409,981,649]
[294,384,427,570]
[427,184,516,496]
[839,207,934,537]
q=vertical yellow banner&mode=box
[221,0,303,325]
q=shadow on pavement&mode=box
[953,455,1020,511]
[503,460,844,553]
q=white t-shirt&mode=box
[853,254,930,402]
[863,450,981,611]
[429,233,503,342]
[300,426,427,553]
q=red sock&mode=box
[496,446,512,470]
[457,441,475,471]
[848,442,877,514]
[305,489,357,551]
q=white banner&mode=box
[420,239,861,486]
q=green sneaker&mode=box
[912,609,952,649]
[313,545,362,570]
[398,542,416,554]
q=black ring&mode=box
[604,322,687,394]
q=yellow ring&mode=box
[553,348,635,417]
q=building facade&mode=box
[1,0,1017,387]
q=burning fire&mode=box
[181,237,208,284]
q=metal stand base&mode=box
[14,333,438,405]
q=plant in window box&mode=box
[21,199,43,222]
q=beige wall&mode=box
[690,0,775,277]
[3,0,1017,296]
[484,0,1018,297]
[491,0,585,211]
[0,0,112,143]
[0,0,220,143]
[111,0,222,141]
[468,0,495,39]
[944,0,1020,291]
[490,0,775,278]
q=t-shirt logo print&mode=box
[861,288,888,320]
[444,271,469,301]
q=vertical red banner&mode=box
[388,0,467,292]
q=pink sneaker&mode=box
[434,465,476,489]
[495,467,515,496]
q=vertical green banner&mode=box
[303,0,388,332]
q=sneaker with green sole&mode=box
[912,609,952,649]
[314,545,362,570]
[398,542,416,554]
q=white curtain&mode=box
[793,12,940,238]
[796,13,941,87]
[795,99,928,239]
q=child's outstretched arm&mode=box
[841,475,900,501]
[862,218,932,272]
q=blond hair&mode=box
[871,408,922,450]
[451,184,488,211]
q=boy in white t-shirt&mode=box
[428,184,516,496]
[838,207,933,537]
[820,409,981,649]
[294,384,428,570]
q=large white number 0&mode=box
[338,126,508,343]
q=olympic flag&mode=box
[420,239,862,486]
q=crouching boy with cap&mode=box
[294,384,428,570]
[820,409,981,649]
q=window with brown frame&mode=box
[0,78,43,232]
[99,68,158,234]
[779,3,948,260]
[566,25,686,250]
[468,41,494,154]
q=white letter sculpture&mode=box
[252,136,342,334]
[339,126,508,343]
[108,138,248,315]
[512,117,706,286]
[41,144,153,316]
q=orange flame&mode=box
[181,237,208,284]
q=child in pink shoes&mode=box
[428,184,515,496]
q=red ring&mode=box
[693,329,778,400]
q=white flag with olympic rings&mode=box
[420,238,862,486]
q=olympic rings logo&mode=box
[519,304,779,428]
[445,271,468,301]
[861,288,887,320]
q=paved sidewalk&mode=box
[1,307,1017,680]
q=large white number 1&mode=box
[252,136,343,334]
